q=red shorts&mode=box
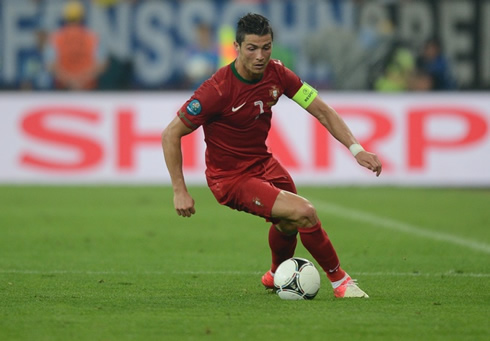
[207,157,297,223]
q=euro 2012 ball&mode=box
[273,257,321,300]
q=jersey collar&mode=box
[231,60,263,84]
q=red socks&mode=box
[297,223,346,282]
[268,223,346,283]
[268,225,297,273]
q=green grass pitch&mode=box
[0,186,489,340]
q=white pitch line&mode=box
[313,199,490,255]
[0,269,489,278]
[353,271,490,278]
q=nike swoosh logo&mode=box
[232,102,246,112]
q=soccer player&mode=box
[162,13,382,298]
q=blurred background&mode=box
[1,0,489,187]
[1,0,489,92]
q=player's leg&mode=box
[207,170,299,289]
[207,165,367,297]
[261,225,297,288]
[258,159,299,287]
[245,157,346,291]
[272,191,344,280]
[208,171,297,258]
[268,226,297,272]
[228,178,299,287]
[271,191,369,298]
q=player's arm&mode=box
[307,96,382,176]
[161,116,196,217]
[291,82,382,176]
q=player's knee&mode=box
[273,191,318,227]
[292,201,318,227]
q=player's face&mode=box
[234,34,272,80]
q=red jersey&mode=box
[177,59,303,179]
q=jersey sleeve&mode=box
[280,64,303,98]
[177,78,225,130]
[279,62,318,109]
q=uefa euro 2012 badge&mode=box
[186,99,202,116]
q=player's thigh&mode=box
[231,177,282,219]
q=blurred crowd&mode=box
[6,0,458,92]
[372,38,456,91]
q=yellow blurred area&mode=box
[63,0,85,21]
[218,25,237,67]
[93,0,120,7]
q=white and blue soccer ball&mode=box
[273,257,321,300]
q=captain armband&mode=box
[292,82,318,109]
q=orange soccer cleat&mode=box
[261,270,275,289]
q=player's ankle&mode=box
[327,268,346,284]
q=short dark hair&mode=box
[236,13,274,45]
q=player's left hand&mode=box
[355,151,382,177]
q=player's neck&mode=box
[233,59,263,82]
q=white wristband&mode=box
[349,143,365,157]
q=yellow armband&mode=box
[292,82,318,109]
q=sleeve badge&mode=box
[186,99,202,116]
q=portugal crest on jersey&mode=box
[269,86,279,100]
[268,85,280,107]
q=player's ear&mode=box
[233,41,240,53]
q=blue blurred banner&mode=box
[1,0,489,90]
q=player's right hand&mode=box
[173,192,196,217]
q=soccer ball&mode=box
[273,257,321,300]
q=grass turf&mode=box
[0,186,489,340]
